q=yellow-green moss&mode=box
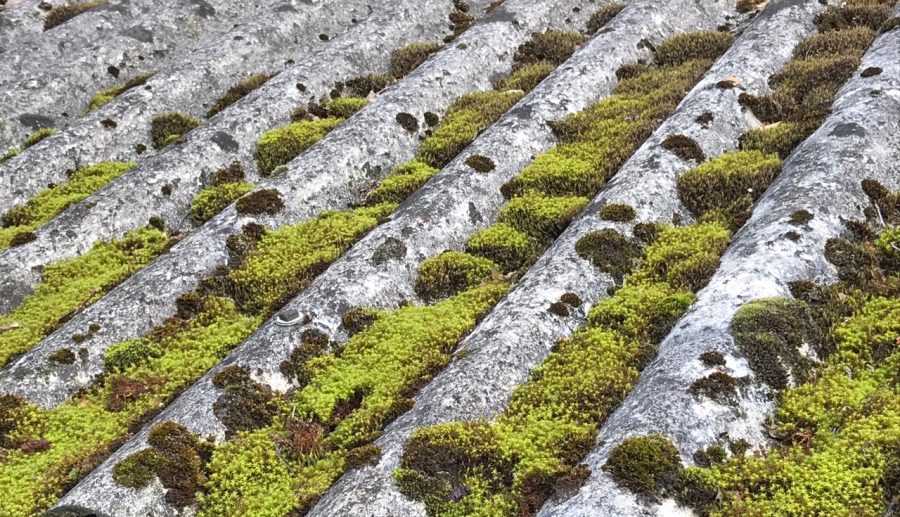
[466,223,538,272]
[497,190,588,242]
[494,60,555,92]
[0,162,134,250]
[0,225,171,368]
[738,122,810,158]
[190,181,254,223]
[255,117,343,175]
[654,31,734,67]
[604,434,682,495]
[390,41,443,78]
[586,3,625,34]
[414,251,500,302]
[86,74,153,112]
[365,161,439,205]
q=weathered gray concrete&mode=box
[50,1,737,515]
[307,1,823,515]
[540,8,900,517]
[0,0,270,154]
[0,0,45,53]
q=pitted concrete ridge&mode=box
[0,0,897,516]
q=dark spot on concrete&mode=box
[829,122,865,138]
[318,33,329,41]
[510,103,533,120]
[107,65,120,78]
[784,231,801,241]
[468,202,482,225]
[296,83,307,92]
[396,113,419,132]
[276,3,297,12]
[100,118,117,129]
[18,113,54,131]
[135,143,147,154]
[860,67,882,77]
[401,226,414,237]
[190,0,216,18]
[122,25,153,43]
[211,131,240,153]
[370,237,406,265]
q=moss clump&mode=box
[48,348,76,365]
[661,134,705,162]
[654,31,735,67]
[738,122,809,158]
[343,74,395,97]
[255,117,342,175]
[417,90,524,168]
[689,371,738,404]
[513,30,586,66]
[493,61,555,92]
[0,161,134,250]
[0,225,171,368]
[604,434,682,495]
[464,154,495,173]
[586,3,625,34]
[150,112,200,150]
[23,127,55,148]
[86,73,153,112]
[575,229,639,281]
[191,182,254,223]
[44,0,103,30]
[699,350,726,367]
[365,161,438,205]
[498,191,588,243]
[114,421,210,507]
[206,73,273,118]
[234,189,284,216]
[341,307,380,337]
[466,223,537,272]
[789,209,813,225]
[736,0,766,13]
[212,366,277,438]
[731,298,819,390]
[814,3,893,32]
[390,42,443,78]
[792,26,875,59]
[677,150,781,229]
[414,251,500,301]
[598,203,636,222]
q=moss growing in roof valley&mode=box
[44,0,104,30]
[255,117,343,175]
[390,42,443,78]
[86,74,153,112]
[150,112,200,150]
[604,434,682,495]
[206,74,274,118]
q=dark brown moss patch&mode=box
[575,229,639,281]
[112,421,210,507]
[737,93,781,124]
[341,307,379,337]
[861,66,882,77]
[212,365,277,438]
[736,0,766,13]
[731,297,819,391]
[513,29,586,66]
[692,444,727,467]
[700,351,726,368]
[662,134,705,163]
[465,154,495,173]
[690,372,738,404]
[343,73,394,97]
[44,0,102,30]
[206,73,274,118]
[548,301,570,317]
[603,434,682,496]
[234,189,284,216]
[632,222,659,244]
[560,292,582,307]
[598,203,636,222]
[695,112,714,127]
[48,348,76,365]
[150,112,200,150]
[396,112,419,132]
[424,112,440,127]
[279,332,329,387]
[346,444,382,469]
[789,209,814,225]
[210,162,245,186]
[9,231,37,247]
[814,4,892,32]
[586,3,625,34]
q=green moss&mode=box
[319,97,368,119]
[255,117,342,175]
[689,371,738,404]
[792,26,875,59]
[44,0,103,30]
[815,2,893,32]
[598,203,636,222]
[212,365,277,438]
[190,181,254,223]
[770,54,865,123]
[343,74,395,97]
[234,188,284,216]
[390,42,443,78]
[736,0,766,13]
[112,448,161,487]
[731,297,820,391]
[86,73,153,112]
[604,434,682,495]
[150,112,200,150]
[465,223,537,272]
[789,209,814,225]
[206,73,273,118]
[416,90,523,168]
[494,60,555,92]
[629,222,730,292]
[586,3,625,34]
[22,127,55,148]
[699,350,726,367]
[228,203,395,314]
[0,226,171,368]
[677,150,781,229]
[498,191,588,243]
[414,251,500,302]
[341,307,380,337]
[48,348,76,365]
[199,283,509,515]
[738,122,810,158]
[464,154,496,173]
[0,161,134,249]
[365,161,438,205]
[654,31,734,67]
